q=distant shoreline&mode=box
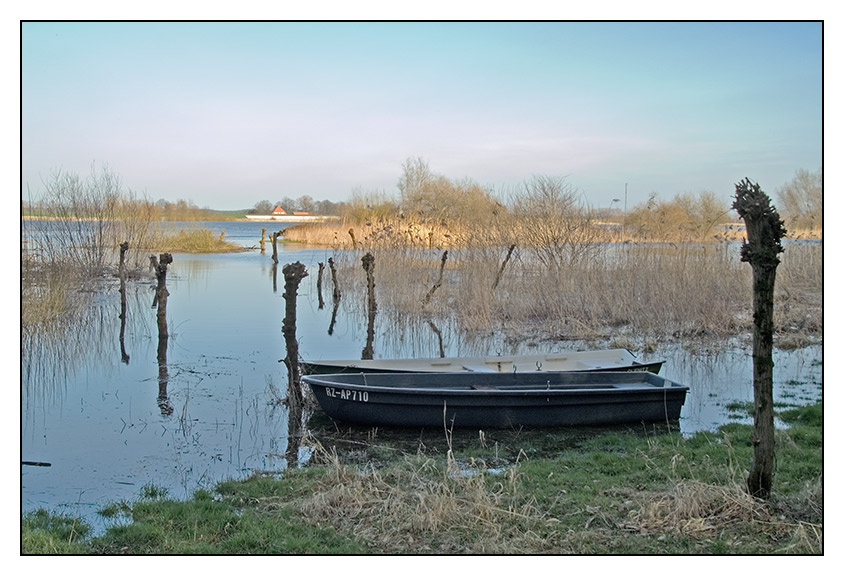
[22,215,340,222]
[243,215,339,222]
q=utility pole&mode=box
[622,183,628,242]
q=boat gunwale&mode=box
[302,373,689,397]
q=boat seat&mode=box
[462,364,499,373]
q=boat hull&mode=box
[303,371,688,428]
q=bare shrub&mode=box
[626,191,731,243]
[776,168,822,235]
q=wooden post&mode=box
[732,178,786,499]
[361,252,376,360]
[260,228,267,254]
[427,320,445,358]
[282,262,308,405]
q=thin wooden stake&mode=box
[423,250,448,306]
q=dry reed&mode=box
[623,479,822,553]
[315,237,820,348]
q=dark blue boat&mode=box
[303,371,689,428]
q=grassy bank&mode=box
[23,402,822,554]
[152,228,244,253]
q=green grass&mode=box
[22,403,822,554]
[22,509,91,554]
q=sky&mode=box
[21,21,823,212]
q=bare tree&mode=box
[511,175,600,268]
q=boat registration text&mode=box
[324,387,369,402]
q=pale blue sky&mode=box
[21,21,822,211]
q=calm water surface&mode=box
[21,221,822,534]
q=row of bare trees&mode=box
[342,158,822,249]
[24,166,159,277]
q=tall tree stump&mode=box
[361,252,377,359]
[282,262,308,405]
[732,178,786,498]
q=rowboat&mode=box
[302,371,688,428]
[301,348,663,376]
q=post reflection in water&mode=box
[118,241,130,364]
[285,404,304,470]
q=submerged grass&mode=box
[23,403,822,555]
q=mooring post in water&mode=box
[153,253,173,321]
[423,250,448,305]
[282,262,308,405]
[361,252,377,360]
[316,262,325,309]
[732,178,786,499]
[118,241,130,364]
[260,228,267,254]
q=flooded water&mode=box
[21,220,822,534]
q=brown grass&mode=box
[281,435,554,554]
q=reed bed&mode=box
[319,238,820,348]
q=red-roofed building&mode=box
[271,205,287,215]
